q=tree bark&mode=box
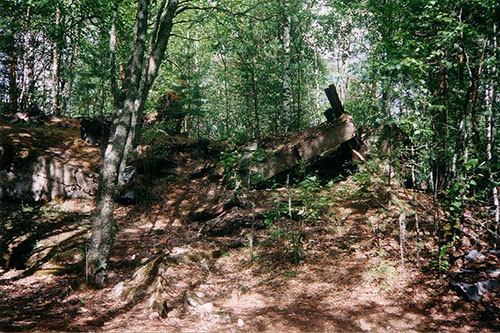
[281,1,291,132]
[109,0,120,105]
[486,23,499,227]
[250,56,259,138]
[7,41,18,114]
[219,49,230,136]
[19,5,33,110]
[87,0,179,287]
[87,0,150,287]
[314,46,321,120]
[51,3,61,115]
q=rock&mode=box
[168,308,182,318]
[112,282,126,301]
[123,165,135,184]
[359,319,372,331]
[149,312,160,320]
[117,186,136,205]
[196,302,214,313]
[78,307,89,314]
[237,318,244,327]
[189,162,212,179]
[184,291,204,307]
[0,155,98,201]
[464,250,485,262]
[250,114,357,180]
[450,280,500,302]
[209,311,231,324]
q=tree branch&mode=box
[175,0,273,21]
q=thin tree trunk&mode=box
[219,49,230,136]
[486,23,499,227]
[7,40,18,114]
[314,46,321,120]
[20,5,32,110]
[296,26,303,131]
[281,3,291,132]
[470,42,487,150]
[67,37,79,116]
[41,35,48,113]
[62,28,80,116]
[51,3,61,115]
[109,0,120,105]
[296,61,302,131]
[339,33,351,104]
[250,57,259,138]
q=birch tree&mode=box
[281,0,291,132]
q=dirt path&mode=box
[1,177,498,331]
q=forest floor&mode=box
[1,121,499,331]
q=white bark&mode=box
[20,5,33,109]
[51,3,61,115]
[486,23,499,226]
[314,46,321,120]
[281,2,291,132]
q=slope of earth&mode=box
[0,130,498,331]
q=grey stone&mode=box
[450,280,500,302]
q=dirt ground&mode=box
[1,173,498,332]
[0,119,498,331]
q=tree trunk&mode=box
[7,41,18,114]
[109,0,120,105]
[20,5,33,110]
[250,57,259,138]
[281,2,291,132]
[51,3,61,115]
[87,0,178,287]
[470,41,487,151]
[65,33,79,116]
[218,49,230,136]
[486,23,499,227]
[314,46,321,120]
[87,0,150,287]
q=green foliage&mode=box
[138,128,171,177]
[431,244,451,272]
[352,157,382,197]
[296,175,326,221]
[141,122,169,146]
[217,148,272,189]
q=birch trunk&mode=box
[486,23,499,226]
[281,1,291,132]
[314,46,321,120]
[20,5,33,110]
[51,3,61,115]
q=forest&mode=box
[0,0,499,331]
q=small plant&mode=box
[367,259,398,289]
[283,270,300,278]
[218,148,272,190]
